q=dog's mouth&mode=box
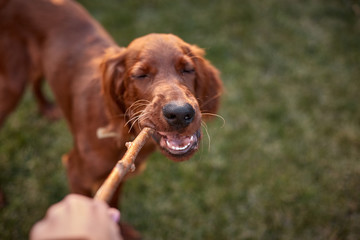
[152,130,200,159]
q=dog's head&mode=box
[101,33,222,161]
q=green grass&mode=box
[1,0,360,239]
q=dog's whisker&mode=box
[129,100,150,108]
[125,113,139,126]
[124,104,151,133]
[128,103,149,110]
[125,102,149,117]
[128,117,139,133]
[138,111,150,120]
[128,113,144,132]
[125,111,143,127]
[125,100,150,112]
[128,111,151,133]
[199,129,205,159]
[201,112,226,128]
[135,99,151,103]
[124,106,147,122]
[201,121,211,152]
[198,91,222,109]
[137,112,151,124]
[128,111,150,132]
[128,99,151,106]
[126,105,148,117]
[137,119,142,130]
[137,112,151,130]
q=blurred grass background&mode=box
[1,0,360,239]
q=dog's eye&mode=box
[181,68,195,75]
[132,74,149,79]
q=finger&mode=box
[108,208,121,223]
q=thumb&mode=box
[108,208,121,223]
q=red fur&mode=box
[0,0,222,238]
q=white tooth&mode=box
[166,140,191,151]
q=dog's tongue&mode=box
[159,133,195,152]
[166,135,193,149]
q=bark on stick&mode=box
[94,127,154,203]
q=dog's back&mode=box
[0,0,117,125]
[0,0,125,197]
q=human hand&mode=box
[30,194,122,240]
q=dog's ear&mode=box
[190,45,223,119]
[99,47,127,138]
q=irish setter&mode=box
[0,0,222,238]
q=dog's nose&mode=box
[162,102,195,129]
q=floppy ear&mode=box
[191,45,223,118]
[98,47,127,138]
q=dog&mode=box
[0,0,222,238]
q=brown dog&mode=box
[0,0,222,238]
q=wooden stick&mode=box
[94,127,154,203]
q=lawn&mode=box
[1,0,360,239]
